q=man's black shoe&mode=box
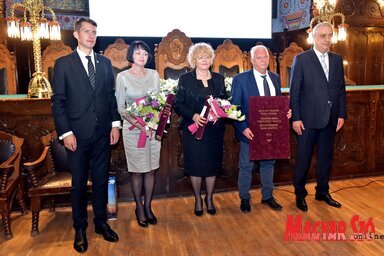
[95,223,119,242]
[315,193,342,208]
[240,199,251,213]
[261,197,283,211]
[74,229,88,253]
[296,197,308,212]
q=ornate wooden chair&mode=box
[42,41,72,83]
[155,29,192,79]
[245,42,277,73]
[0,131,27,240]
[23,131,92,237]
[0,44,17,94]
[103,38,131,79]
[278,42,304,88]
[212,39,247,77]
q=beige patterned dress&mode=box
[115,69,161,173]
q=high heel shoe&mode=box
[145,209,157,225]
[194,198,203,217]
[135,209,148,228]
[204,197,216,215]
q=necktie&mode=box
[320,53,329,81]
[261,75,271,96]
[86,55,96,89]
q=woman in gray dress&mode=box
[115,41,160,227]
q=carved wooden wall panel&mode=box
[333,92,369,175]
[375,92,384,170]
[0,44,17,94]
[2,91,384,201]
[366,32,384,84]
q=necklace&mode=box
[196,69,211,80]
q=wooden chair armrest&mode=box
[23,146,49,169]
[0,150,19,169]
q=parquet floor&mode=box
[1,176,384,256]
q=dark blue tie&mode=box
[261,75,271,96]
[86,55,96,89]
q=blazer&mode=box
[51,50,120,140]
[231,69,282,143]
[174,70,227,131]
[289,49,347,129]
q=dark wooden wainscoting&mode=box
[1,87,384,201]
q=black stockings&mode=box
[190,175,216,211]
[131,170,156,221]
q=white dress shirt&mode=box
[313,47,329,74]
[253,69,276,96]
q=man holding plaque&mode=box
[290,22,346,212]
[231,45,286,212]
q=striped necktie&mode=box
[320,53,329,81]
[86,55,96,89]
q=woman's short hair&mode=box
[127,40,152,64]
[187,42,215,69]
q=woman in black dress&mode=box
[174,42,227,216]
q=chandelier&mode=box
[6,0,61,98]
[306,0,348,45]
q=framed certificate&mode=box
[249,96,290,160]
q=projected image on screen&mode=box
[89,0,272,39]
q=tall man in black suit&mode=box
[290,22,347,212]
[51,18,120,253]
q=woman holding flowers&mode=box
[115,41,160,227]
[174,42,227,216]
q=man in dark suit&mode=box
[290,22,347,212]
[231,45,287,213]
[51,18,120,253]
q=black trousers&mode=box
[67,127,110,231]
[293,118,336,198]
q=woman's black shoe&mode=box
[204,197,216,215]
[145,209,157,225]
[194,197,203,217]
[194,209,203,216]
[135,209,148,227]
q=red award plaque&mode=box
[155,94,175,141]
[194,97,211,140]
[249,96,290,160]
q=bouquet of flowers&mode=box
[209,96,245,121]
[224,76,233,99]
[126,78,178,146]
[126,93,163,130]
[188,95,245,140]
[160,78,178,95]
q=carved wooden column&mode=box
[0,0,7,46]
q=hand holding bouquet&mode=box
[208,96,245,121]
[126,78,178,147]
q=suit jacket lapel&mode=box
[268,71,281,95]
[94,53,102,91]
[248,70,260,96]
[309,49,328,84]
[71,51,89,80]
[328,52,336,85]
[71,50,95,91]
